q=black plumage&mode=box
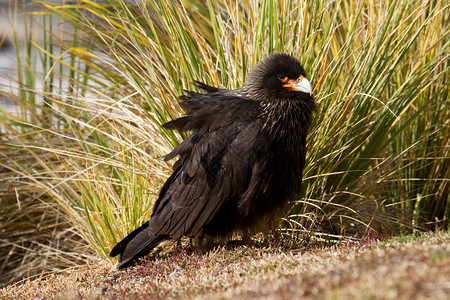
[110,53,316,268]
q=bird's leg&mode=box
[242,230,256,246]
[242,231,252,245]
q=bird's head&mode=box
[243,53,313,102]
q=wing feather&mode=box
[148,88,263,238]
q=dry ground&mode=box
[1,232,449,299]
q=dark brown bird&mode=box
[110,53,315,268]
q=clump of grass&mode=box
[0,0,448,286]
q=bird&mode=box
[109,53,316,268]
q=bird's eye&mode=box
[278,75,288,82]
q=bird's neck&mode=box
[259,98,314,138]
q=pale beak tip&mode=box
[296,77,312,95]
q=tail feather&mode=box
[110,222,168,269]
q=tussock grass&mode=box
[0,0,448,287]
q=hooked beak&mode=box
[283,76,312,95]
